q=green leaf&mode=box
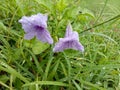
[34,0,52,11]
[24,39,49,54]
[32,39,49,54]
[78,8,95,23]
[0,81,11,89]
[89,32,117,44]
[22,81,69,87]
[48,59,60,79]
[78,14,87,23]
[81,8,95,18]
[0,21,6,31]
[0,75,9,83]
[72,80,82,90]
[23,39,35,48]
[0,60,29,83]
[64,6,79,19]
[56,0,67,12]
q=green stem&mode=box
[10,74,13,90]
[80,14,120,34]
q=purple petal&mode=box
[36,29,53,44]
[30,13,48,28]
[71,40,84,52]
[19,16,30,24]
[53,23,84,52]
[24,31,36,40]
[37,13,48,22]
[19,13,53,44]
[70,31,79,41]
[19,13,48,32]
[19,16,34,33]
[53,38,84,52]
[65,23,73,37]
[53,38,68,52]
[65,23,79,40]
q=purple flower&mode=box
[53,23,84,52]
[19,13,53,44]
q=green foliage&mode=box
[0,0,120,90]
[24,39,49,54]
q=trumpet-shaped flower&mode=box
[19,13,53,44]
[53,23,84,52]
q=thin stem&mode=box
[36,74,39,90]
[10,74,13,90]
[80,14,120,34]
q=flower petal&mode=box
[65,23,73,37]
[53,38,84,52]
[53,38,68,52]
[19,16,34,33]
[53,23,84,52]
[65,23,79,40]
[19,13,48,32]
[71,40,84,52]
[24,31,36,40]
[71,31,79,41]
[36,29,53,44]
[30,13,48,28]
[19,13,53,44]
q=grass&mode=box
[0,0,120,90]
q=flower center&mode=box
[34,25,44,31]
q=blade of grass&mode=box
[14,61,35,79]
[60,62,67,77]
[0,60,29,83]
[79,78,106,90]
[48,59,60,80]
[63,52,71,89]
[94,0,108,24]
[83,64,120,72]
[22,81,69,87]
[87,32,118,44]
[25,48,43,74]
[0,81,11,89]
[72,80,82,90]
[42,45,54,80]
